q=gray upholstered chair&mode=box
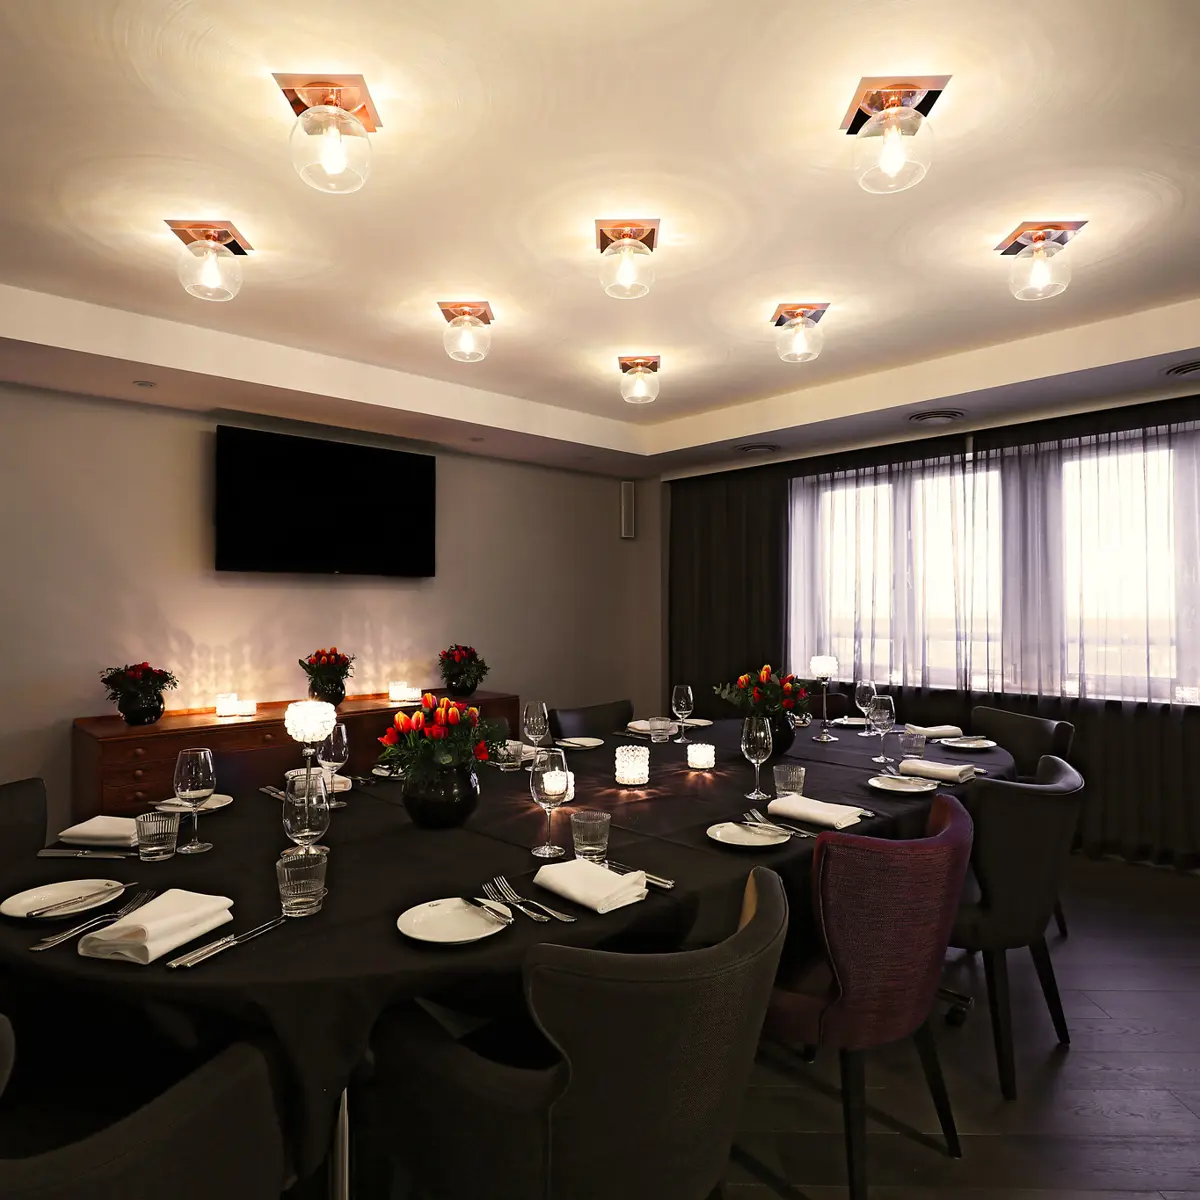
[548,699,634,740]
[0,778,47,871]
[365,867,788,1200]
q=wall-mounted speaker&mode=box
[620,480,636,539]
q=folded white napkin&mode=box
[58,816,138,848]
[899,759,975,784]
[78,889,233,965]
[533,859,647,913]
[768,794,863,829]
[904,723,964,740]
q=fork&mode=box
[493,875,576,923]
[30,889,157,951]
[482,881,550,923]
[743,811,815,839]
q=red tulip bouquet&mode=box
[100,662,179,725]
[377,693,503,780]
[438,643,489,697]
[299,646,354,706]
[714,664,810,716]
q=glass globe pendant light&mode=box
[1009,231,1071,301]
[443,307,491,362]
[853,90,933,194]
[619,358,660,404]
[599,235,654,299]
[176,232,242,302]
[290,92,372,194]
[775,310,825,362]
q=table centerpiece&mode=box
[100,661,179,726]
[437,643,489,698]
[713,664,811,757]
[299,646,354,707]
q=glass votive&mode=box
[899,731,927,759]
[135,811,180,861]
[570,810,611,861]
[615,745,650,786]
[647,716,671,743]
[772,764,806,798]
[496,740,524,772]
[277,854,327,918]
[687,743,716,770]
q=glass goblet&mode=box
[522,700,549,770]
[741,715,773,801]
[319,722,349,809]
[173,747,215,855]
[530,747,569,859]
[869,695,896,764]
[671,684,694,743]
[854,679,877,737]
[282,771,331,857]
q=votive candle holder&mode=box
[615,745,650,786]
[687,743,716,770]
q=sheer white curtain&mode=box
[788,421,1200,703]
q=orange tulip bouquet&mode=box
[714,664,810,717]
[377,693,504,782]
[299,646,354,707]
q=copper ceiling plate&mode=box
[437,301,495,324]
[596,220,659,253]
[840,75,952,132]
[164,219,253,254]
[994,220,1088,255]
[770,302,830,326]
[618,355,660,373]
[272,73,382,132]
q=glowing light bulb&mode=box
[459,328,476,355]
[599,236,654,299]
[1028,248,1051,291]
[443,312,491,362]
[320,122,347,177]
[1009,235,1072,301]
[619,364,660,404]
[774,312,825,363]
[198,245,222,291]
[790,327,810,357]
[878,118,907,179]
[615,247,638,290]
[177,236,242,302]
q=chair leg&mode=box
[912,1020,962,1158]
[1053,899,1069,938]
[982,948,1017,1101]
[1029,936,1071,1045]
[838,1048,868,1200]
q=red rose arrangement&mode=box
[100,662,180,703]
[437,643,489,695]
[714,664,810,717]
[299,646,354,684]
[377,692,503,779]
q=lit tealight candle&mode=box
[215,693,256,718]
[389,680,420,703]
[542,769,571,800]
[615,745,650,786]
[687,743,716,770]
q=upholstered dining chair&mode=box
[548,698,634,740]
[0,778,47,872]
[363,867,788,1200]
[946,756,1085,1100]
[762,795,974,1200]
[0,1019,287,1199]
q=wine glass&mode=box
[522,700,549,770]
[282,772,330,857]
[530,748,569,858]
[741,715,773,801]
[869,695,896,764]
[854,680,877,737]
[173,747,215,855]
[671,684,694,743]
[319,722,349,810]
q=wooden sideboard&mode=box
[71,690,521,819]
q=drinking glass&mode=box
[522,701,549,769]
[496,740,524,772]
[648,716,671,743]
[854,680,877,736]
[277,854,327,917]
[869,695,896,764]
[318,722,349,809]
[530,748,569,858]
[282,772,331,857]
[570,810,611,861]
[671,684,694,743]
[136,811,179,861]
[741,715,773,801]
[173,747,215,855]
[772,764,806,799]
[899,731,927,760]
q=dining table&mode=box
[0,716,1014,1178]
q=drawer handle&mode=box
[133,791,147,802]
[263,733,274,743]
[133,769,145,780]
[133,747,146,759]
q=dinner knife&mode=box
[459,896,513,926]
[259,786,285,800]
[28,881,134,918]
[165,916,287,969]
[602,860,675,890]
[37,849,135,859]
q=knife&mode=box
[259,786,285,800]
[459,896,513,926]
[28,881,134,918]
[165,916,287,969]
[602,860,676,890]
[37,849,135,859]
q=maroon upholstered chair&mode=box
[763,795,974,1200]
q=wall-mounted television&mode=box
[214,425,436,577]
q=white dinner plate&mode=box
[155,793,234,814]
[396,897,512,945]
[683,718,714,728]
[628,719,680,735]
[936,737,998,751]
[1,879,127,920]
[284,769,352,792]
[372,765,404,778]
[706,822,789,848]
[556,736,604,749]
[867,775,939,794]
[833,716,868,726]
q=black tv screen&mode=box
[214,426,436,577]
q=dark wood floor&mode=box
[730,855,1200,1200]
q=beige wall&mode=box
[0,383,664,827]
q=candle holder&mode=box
[388,680,421,704]
[687,743,716,770]
[615,745,650,787]
[809,655,839,743]
[285,700,338,805]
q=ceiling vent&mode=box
[736,442,781,455]
[908,409,964,425]
[1164,360,1200,378]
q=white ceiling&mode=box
[0,0,1199,471]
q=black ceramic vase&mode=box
[443,679,477,699]
[402,766,480,829]
[767,709,796,758]
[117,692,165,726]
[308,677,346,708]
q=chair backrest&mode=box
[0,778,48,870]
[971,706,1075,778]
[523,867,787,1200]
[548,699,634,740]
[811,795,974,1050]
[964,755,1084,948]
[0,1014,13,1099]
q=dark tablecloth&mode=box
[0,720,1013,1175]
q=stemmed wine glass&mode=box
[319,723,349,809]
[282,773,331,857]
[671,684,694,743]
[173,747,215,855]
[741,715,773,801]
[522,701,549,771]
[854,680,877,737]
[529,748,570,858]
[869,695,896,764]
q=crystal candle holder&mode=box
[542,769,575,802]
[388,680,421,704]
[615,745,650,786]
[215,693,256,718]
[284,700,337,746]
[687,743,715,770]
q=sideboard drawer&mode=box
[101,771,176,813]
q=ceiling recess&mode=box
[908,409,964,425]
[736,442,781,455]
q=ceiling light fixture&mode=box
[596,220,659,300]
[771,303,829,363]
[842,76,949,195]
[274,74,379,194]
[165,220,251,302]
[995,221,1085,302]
[438,301,493,363]
[618,356,660,404]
